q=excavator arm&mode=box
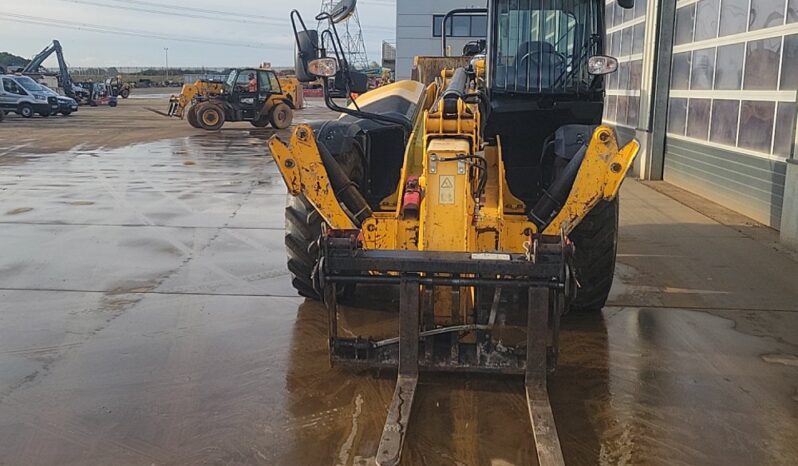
[22,40,77,100]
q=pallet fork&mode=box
[320,235,570,466]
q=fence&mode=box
[66,66,295,86]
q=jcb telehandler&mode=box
[166,68,298,130]
[271,0,637,464]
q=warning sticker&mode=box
[439,175,455,205]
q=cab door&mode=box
[231,69,259,119]
[1,78,28,110]
[257,70,280,105]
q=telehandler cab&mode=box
[270,0,638,464]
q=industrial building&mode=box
[394,0,798,248]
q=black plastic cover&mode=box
[554,124,597,160]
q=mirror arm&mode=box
[290,10,313,53]
[323,21,363,110]
[291,10,320,80]
[441,8,488,57]
[321,78,411,131]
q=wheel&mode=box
[18,103,34,118]
[0,111,4,122]
[269,103,293,129]
[284,140,365,300]
[61,111,72,116]
[196,103,225,130]
[186,106,201,128]
[120,88,130,98]
[250,116,270,128]
[109,99,118,107]
[569,198,620,312]
[285,194,325,299]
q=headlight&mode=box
[587,55,619,75]
[308,58,338,78]
[34,94,48,101]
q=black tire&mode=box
[186,105,201,128]
[284,140,365,300]
[18,103,34,118]
[285,194,325,299]
[61,111,72,116]
[569,198,619,312]
[250,116,270,128]
[196,103,225,130]
[269,102,293,129]
[120,88,130,99]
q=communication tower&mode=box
[318,0,370,70]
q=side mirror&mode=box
[462,40,486,56]
[295,30,319,82]
[330,0,357,24]
[334,70,369,94]
[617,0,634,9]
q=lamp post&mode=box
[164,47,169,84]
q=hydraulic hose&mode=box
[316,141,372,226]
[528,145,587,230]
[442,68,468,116]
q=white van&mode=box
[0,75,60,118]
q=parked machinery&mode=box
[106,76,131,99]
[75,81,117,107]
[18,40,79,101]
[270,0,638,464]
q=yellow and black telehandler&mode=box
[166,68,299,130]
[270,0,638,464]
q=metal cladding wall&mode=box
[396,0,487,80]
[659,0,798,229]
[664,138,787,227]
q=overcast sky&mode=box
[0,0,396,68]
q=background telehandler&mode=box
[166,68,301,130]
[270,0,638,464]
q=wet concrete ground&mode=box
[0,124,797,465]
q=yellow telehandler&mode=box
[271,1,638,464]
[166,69,301,130]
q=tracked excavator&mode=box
[19,40,79,101]
[270,0,638,464]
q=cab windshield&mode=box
[225,71,236,91]
[492,0,602,94]
[17,76,44,92]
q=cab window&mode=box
[493,0,600,93]
[236,70,257,92]
[257,71,272,93]
[269,72,282,94]
[3,78,27,96]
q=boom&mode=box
[22,40,77,100]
